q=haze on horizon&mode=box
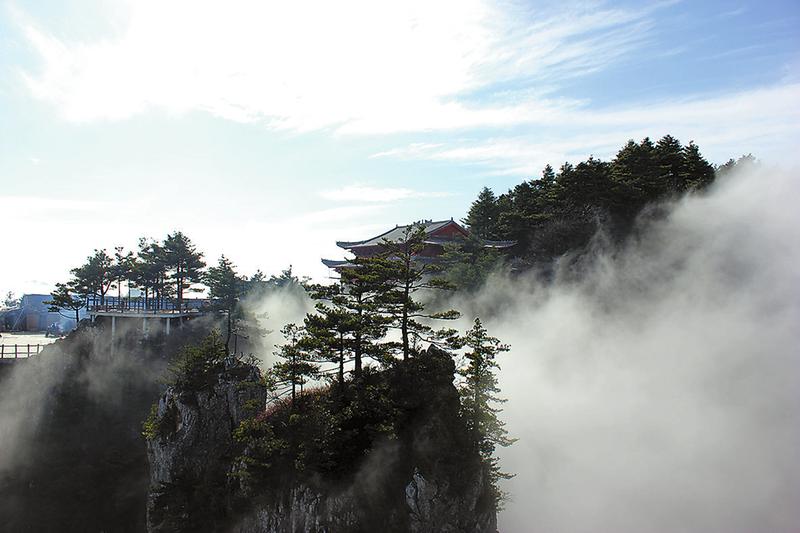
[1,0,799,296]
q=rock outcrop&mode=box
[146,357,267,532]
[0,323,209,532]
[146,346,497,532]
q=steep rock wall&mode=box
[146,347,497,532]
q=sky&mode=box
[1,0,798,296]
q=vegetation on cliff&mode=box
[0,320,217,532]
[12,134,758,531]
[456,138,757,285]
[224,228,514,524]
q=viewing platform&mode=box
[87,296,210,338]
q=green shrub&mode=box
[168,330,227,391]
[142,402,176,440]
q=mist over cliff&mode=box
[1,164,797,533]
[462,167,800,532]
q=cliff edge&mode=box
[145,346,497,532]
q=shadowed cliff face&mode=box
[145,346,497,533]
[0,319,216,532]
[146,356,267,532]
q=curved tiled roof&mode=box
[323,218,516,270]
[337,220,458,249]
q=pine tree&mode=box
[71,249,114,305]
[655,134,686,193]
[610,138,656,212]
[462,187,501,239]
[46,282,86,325]
[162,231,206,312]
[374,226,460,361]
[458,318,515,506]
[302,304,353,394]
[541,164,555,183]
[310,269,390,377]
[273,324,320,406]
[205,255,247,354]
[112,246,135,305]
[134,237,173,310]
[557,156,612,210]
[439,234,502,292]
[681,141,715,190]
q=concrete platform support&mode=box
[88,310,198,341]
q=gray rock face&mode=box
[146,347,498,532]
[230,485,360,533]
[229,466,495,533]
[146,358,266,532]
[405,468,497,533]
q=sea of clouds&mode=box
[466,167,800,532]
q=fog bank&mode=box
[472,168,800,532]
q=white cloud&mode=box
[319,186,450,203]
[373,83,800,173]
[19,0,797,168]
[17,0,658,133]
[0,195,112,214]
[370,143,444,159]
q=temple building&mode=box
[322,218,515,273]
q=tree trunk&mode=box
[338,337,345,393]
[225,311,232,354]
[354,331,362,377]
[176,264,184,313]
[401,281,410,360]
[177,267,184,324]
[354,297,363,377]
[291,351,297,406]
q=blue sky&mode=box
[1,0,798,295]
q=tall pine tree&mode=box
[374,226,460,361]
[162,231,206,312]
[458,318,515,506]
[205,255,247,354]
[462,187,501,239]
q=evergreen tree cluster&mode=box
[47,232,294,354]
[48,231,207,316]
[462,136,719,262]
[233,227,514,509]
[267,226,462,403]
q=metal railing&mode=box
[85,296,209,315]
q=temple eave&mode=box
[321,258,357,269]
[482,240,516,248]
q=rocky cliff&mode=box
[146,346,497,532]
[0,321,214,532]
[146,357,266,531]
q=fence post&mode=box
[1,344,4,358]
[15,344,18,358]
[27,344,30,358]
